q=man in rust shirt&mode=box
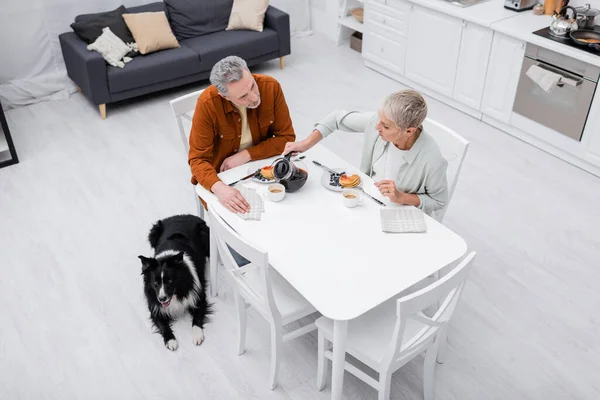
[188,56,296,213]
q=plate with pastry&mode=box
[248,165,276,183]
[320,168,362,192]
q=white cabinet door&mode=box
[405,5,463,97]
[453,22,493,110]
[481,33,526,123]
[363,30,407,75]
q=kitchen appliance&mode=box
[533,25,600,55]
[504,0,537,12]
[549,6,578,37]
[270,153,308,192]
[571,29,600,51]
[575,4,600,29]
[513,43,600,141]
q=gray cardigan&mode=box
[315,110,448,215]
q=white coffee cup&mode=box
[267,183,286,202]
[342,189,363,208]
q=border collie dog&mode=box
[138,214,211,351]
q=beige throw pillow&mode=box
[226,0,269,32]
[122,12,179,55]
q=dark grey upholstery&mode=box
[59,3,291,109]
[165,0,233,40]
[127,2,166,13]
[181,28,279,69]
[108,45,202,93]
[59,32,111,105]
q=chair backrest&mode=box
[208,207,282,322]
[169,89,204,154]
[422,118,469,222]
[383,251,476,370]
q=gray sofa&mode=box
[59,2,290,119]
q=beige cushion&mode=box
[226,0,269,32]
[122,12,179,55]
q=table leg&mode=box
[331,319,348,400]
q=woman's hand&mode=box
[375,180,404,204]
[283,129,324,155]
[283,139,312,156]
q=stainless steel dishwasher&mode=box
[513,43,600,141]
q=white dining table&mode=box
[196,144,467,399]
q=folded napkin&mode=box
[236,187,264,221]
[380,207,427,233]
[526,64,561,94]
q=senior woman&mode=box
[284,89,448,216]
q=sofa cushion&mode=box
[127,2,165,13]
[181,28,279,68]
[107,46,201,93]
[72,5,134,44]
[165,0,233,41]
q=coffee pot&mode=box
[270,153,308,193]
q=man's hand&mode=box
[212,182,250,213]
[220,150,251,172]
[283,129,323,156]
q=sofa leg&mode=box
[99,104,106,120]
[280,57,285,69]
[77,86,82,93]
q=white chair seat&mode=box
[316,298,427,370]
[241,265,316,325]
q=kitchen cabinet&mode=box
[453,22,493,110]
[405,5,463,98]
[363,30,407,75]
[481,32,526,123]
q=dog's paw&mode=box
[165,339,179,351]
[192,326,205,346]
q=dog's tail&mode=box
[148,220,164,249]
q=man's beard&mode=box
[247,96,261,109]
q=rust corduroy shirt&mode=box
[188,74,296,191]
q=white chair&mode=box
[423,118,469,223]
[208,207,318,390]
[169,89,205,219]
[315,251,476,400]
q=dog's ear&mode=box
[194,223,210,257]
[138,255,158,274]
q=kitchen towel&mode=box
[526,64,562,93]
[236,186,265,221]
[380,206,427,233]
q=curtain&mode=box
[0,0,312,110]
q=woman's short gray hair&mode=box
[382,90,428,131]
[210,56,249,94]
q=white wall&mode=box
[310,0,339,42]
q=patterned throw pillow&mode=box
[87,27,134,68]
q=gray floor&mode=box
[1,33,599,400]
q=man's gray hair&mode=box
[210,56,249,94]
[382,89,428,131]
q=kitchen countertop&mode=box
[491,12,600,67]
[399,0,600,67]
[402,0,519,27]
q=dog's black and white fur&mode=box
[138,214,212,351]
